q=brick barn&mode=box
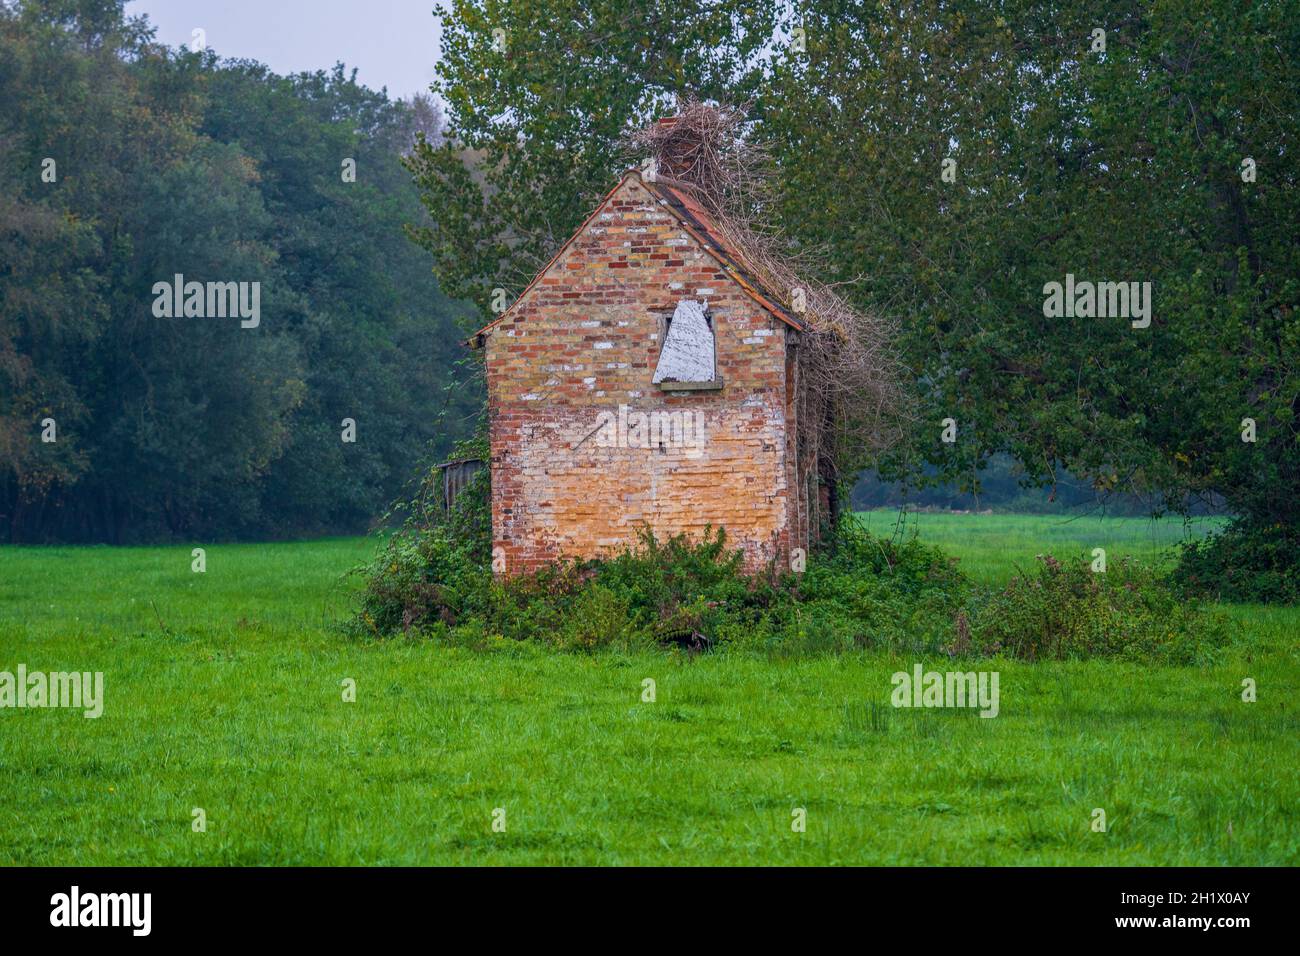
[471,131,842,576]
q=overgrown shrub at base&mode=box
[351,441,493,637]
[477,527,783,652]
[968,555,1230,665]
[355,532,494,635]
[351,507,961,655]
[1172,520,1299,605]
[754,524,974,657]
[351,474,1227,664]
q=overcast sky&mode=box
[126,0,443,101]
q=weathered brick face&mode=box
[484,175,804,576]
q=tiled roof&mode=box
[471,169,808,342]
[640,176,806,332]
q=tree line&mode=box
[1,0,480,543]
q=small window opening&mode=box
[653,299,721,390]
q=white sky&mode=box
[125,0,444,100]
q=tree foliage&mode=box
[764,0,1298,533]
[0,0,479,542]
[404,0,779,308]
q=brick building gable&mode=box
[481,171,808,576]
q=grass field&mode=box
[855,509,1227,584]
[1,514,1296,865]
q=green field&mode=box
[855,509,1227,584]
[1,515,1296,865]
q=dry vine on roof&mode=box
[625,98,904,514]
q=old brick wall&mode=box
[484,173,801,575]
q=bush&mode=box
[352,495,1226,665]
[350,440,492,638]
[764,522,974,657]
[1172,520,1300,605]
[495,527,779,653]
[352,530,494,636]
[968,554,1230,664]
[555,584,639,652]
